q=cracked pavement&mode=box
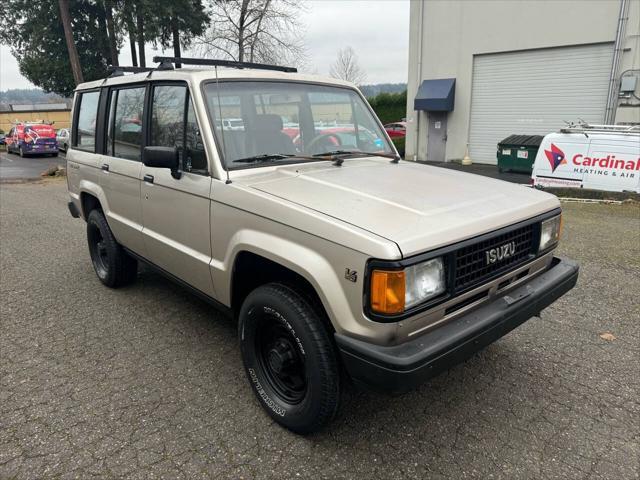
[1,180,638,479]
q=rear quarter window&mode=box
[74,91,100,152]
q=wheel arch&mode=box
[230,250,335,333]
[78,181,108,221]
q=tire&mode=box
[239,283,341,434]
[52,152,59,157]
[86,209,137,288]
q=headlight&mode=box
[539,215,562,252]
[405,258,446,308]
[370,257,446,315]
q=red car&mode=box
[384,121,407,138]
[6,122,59,157]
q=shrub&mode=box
[368,90,407,125]
[392,136,405,158]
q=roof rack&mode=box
[560,122,639,136]
[152,56,297,73]
[107,63,174,78]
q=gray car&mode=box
[66,59,579,434]
[56,128,70,152]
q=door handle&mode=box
[101,163,109,172]
[143,174,154,184]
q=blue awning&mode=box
[414,78,456,111]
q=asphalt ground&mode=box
[1,180,639,479]
[0,150,65,182]
[419,160,530,185]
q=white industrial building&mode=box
[405,0,640,164]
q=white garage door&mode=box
[468,43,613,164]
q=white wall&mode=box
[406,0,640,162]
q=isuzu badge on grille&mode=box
[486,241,516,265]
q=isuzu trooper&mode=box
[66,57,579,433]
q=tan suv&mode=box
[66,57,579,433]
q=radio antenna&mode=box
[214,65,231,184]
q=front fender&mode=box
[210,228,398,342]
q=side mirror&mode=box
[142,146,181,178]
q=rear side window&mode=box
[106,86,146,161]
[74,91,100,151]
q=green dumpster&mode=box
[496,134,543,174]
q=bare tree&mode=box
[58,0,84,85]
[330,46,366,85]
[194,0,306,66]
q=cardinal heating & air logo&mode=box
[544,143,567,172]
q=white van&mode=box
[531,124,640,193]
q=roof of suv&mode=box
[75,67,356,91]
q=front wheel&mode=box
[86,209,137,288]
[239,283,341,434]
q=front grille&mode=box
[453,224,535,292]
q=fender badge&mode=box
[344,268,358,283]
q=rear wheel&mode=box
[86,209,137,288]
[239,283,341,434]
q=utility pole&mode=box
[58,0,84,85]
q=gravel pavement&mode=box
[1,180,639,479]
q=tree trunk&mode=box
[172,18,181,68]
[97,2,111,65]
[136,10,145,67]
[58,0,83,85]
[237,0,250,62]
[105,1,119,66]
[125,14,138,66]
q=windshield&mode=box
[203,81,393,169]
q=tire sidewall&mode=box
[239,286,337,432]
[87,210,117,286]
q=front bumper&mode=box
[335,256,579,392]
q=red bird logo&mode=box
[544,144,567,172]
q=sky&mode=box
[0,0,410,92]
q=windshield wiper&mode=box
[232,153,321,164]
[232,154,294,164]
[312,150,401,162]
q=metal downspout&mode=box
[604,0,629,124]
[413,0,425,161]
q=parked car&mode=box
[56,128,70,152]
[0,133,5,145]
[66,58,579,434]
[384,121,407,138]
[5,122,59,157]
[531,123,640,193]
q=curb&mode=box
[541,187,639,203]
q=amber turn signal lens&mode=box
[371,270,405,314]
[558,214,564,240]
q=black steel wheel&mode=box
[239,283,341,434]
[255,312,308,404]
[86,209,137,288]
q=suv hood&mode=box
[243,159,559,257]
